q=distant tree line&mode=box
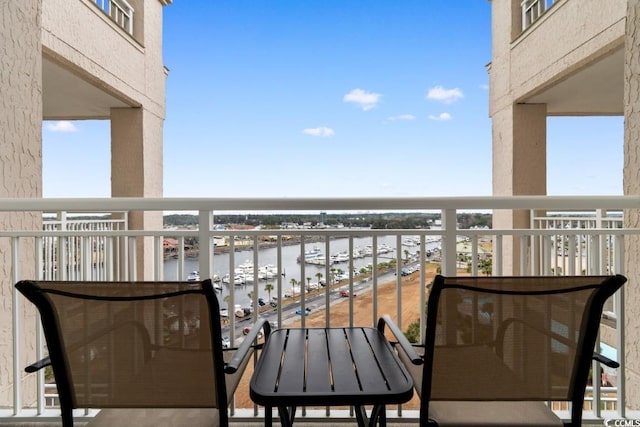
[163,213,492,229]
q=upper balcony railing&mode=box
[0,196,636,424]
[521,0,557,31]
[94,0,134,35]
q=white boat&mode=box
[297,247,322,263]
[222,273,246,286]
[332,252,349,263]
[186,271,200,281]
[306,255,328,266]
[258,267,276,280]
[377,244,394,254]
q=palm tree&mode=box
[315,272,323,295]
[290,278,299,296]
[306,277,312,293]
[264,282,274,300]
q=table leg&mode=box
[372,405,386,427]
[354,406,367,427]
[277,406,296,427]
[265,406,272,427]
[354,405,386,427]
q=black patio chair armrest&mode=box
[25,356,51,373]
[377,315,423,365]
[225,317,271,374]
[593,352,620,369]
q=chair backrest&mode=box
[423,275,626,410]
[16,280,228,415]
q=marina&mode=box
[163,235,442,311]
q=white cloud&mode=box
[426,86,464,104]
[45,121,78,132]
[479,84,489,90]
[343,88,381,111]
[386,114,416,122]
[428,112,452,121]
[302,127,335,137]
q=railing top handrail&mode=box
[0,227,635,239]
[0,196,638,212]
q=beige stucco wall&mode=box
[0,0,42,407]
[491,0,639,410]
[491,103,546,274]
[0,0,169,406]
[112,107,164,280]
[41,0,167,119]
[493,0,626,113]
[623,0,640,411]
[41,0,168,279]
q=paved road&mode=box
[221,263,421,343]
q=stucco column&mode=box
[111,107,164,280]
[623,0,640,411]
[0,0,42,407]
[492,103,547,274]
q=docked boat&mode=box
[296,247,322,263]
[222,273,246,286]
[186,271,200,281]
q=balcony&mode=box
[521,0,556,31]
[0,196,637,424]
[93,0,134,35]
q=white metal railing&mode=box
[521,0,557,31]
[94,0,134,35]
[0,196,636,424]
[41,212,128,281]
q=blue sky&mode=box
[42,1,623,198]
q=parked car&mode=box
[296,308,312,316]
[221,336,230,349]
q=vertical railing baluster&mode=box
[11,237,21,415]
[615,234,625,419]
[35,236,45,415]
[441,208,457,276]
[198,210,212,281]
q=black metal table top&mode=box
[250,327,414,408]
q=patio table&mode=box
[249,327,414,427]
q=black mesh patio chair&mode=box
[378,274,627,427]
[16,279,270,427]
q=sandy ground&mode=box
[231,264,439,410]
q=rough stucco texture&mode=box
[624,0,640,412]
[0,1,42,199]
[0,0,42,407]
